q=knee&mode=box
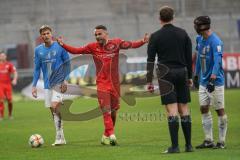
[178,107,189,116]
[216,108,225,116]
[178,103,189,116]
[100,106,111,114]
[166,104,178,116]
[200,105,209,114]
[51,102,59,108]
[7,100,12,104]
[111,110,116,116]
[167,110,178,117]
[178,109,184,116]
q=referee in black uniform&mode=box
[146,6,193,153]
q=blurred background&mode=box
[0,0,240,95]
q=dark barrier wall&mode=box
[14,53,240,92]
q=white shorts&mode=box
[198,85,225,110]
[44,89,63,108]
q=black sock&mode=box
[181,115,192,146]
[168,116,179,148]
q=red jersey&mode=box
[0,62,16,84]
[63,38,145,95]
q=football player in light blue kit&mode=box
[193,16,227,149]
[32,25,70,146]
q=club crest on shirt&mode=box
[104,42,118,52]
[47,51,57,58]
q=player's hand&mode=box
[12,79,17,86]
[60,82,67,93]
[206,78,215,93]
[187,79,193,87]
[143,33,150,43]
[32,87,37,98]
[193,75,199,89]
[56,36,64,46]
[147,83,154,93]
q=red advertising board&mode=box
[223,53,240,71]
[222,53,240,88]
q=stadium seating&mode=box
[0,0,240,62]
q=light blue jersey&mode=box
[33,41,70,89]
[195,32,224,86]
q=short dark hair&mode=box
[194,16,211,26]
[159,6,174,22]
[39,25,52,34]
[95,25,107,31]
[194,16,211,32]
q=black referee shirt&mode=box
[146,23,192,82]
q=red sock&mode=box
[103,112,114,137]
[8,102,13,117]
[0,102,4,118]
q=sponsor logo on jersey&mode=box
[217,45,222,52]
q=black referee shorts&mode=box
[157,67,191,105]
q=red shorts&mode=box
[0,83,12,101]
[97,89,120,111]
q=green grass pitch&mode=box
[0,90,239,160]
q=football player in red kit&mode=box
[57,25,149,145]
[0,52,18,120]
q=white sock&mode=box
[202,112,213,141]
[218,114,227,143]
[53,112,64,140]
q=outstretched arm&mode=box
[120,33,150,49]
[57,37,92,54]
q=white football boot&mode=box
[52,131,66,146]
[101,135,110,145]
[109,134,117,146]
